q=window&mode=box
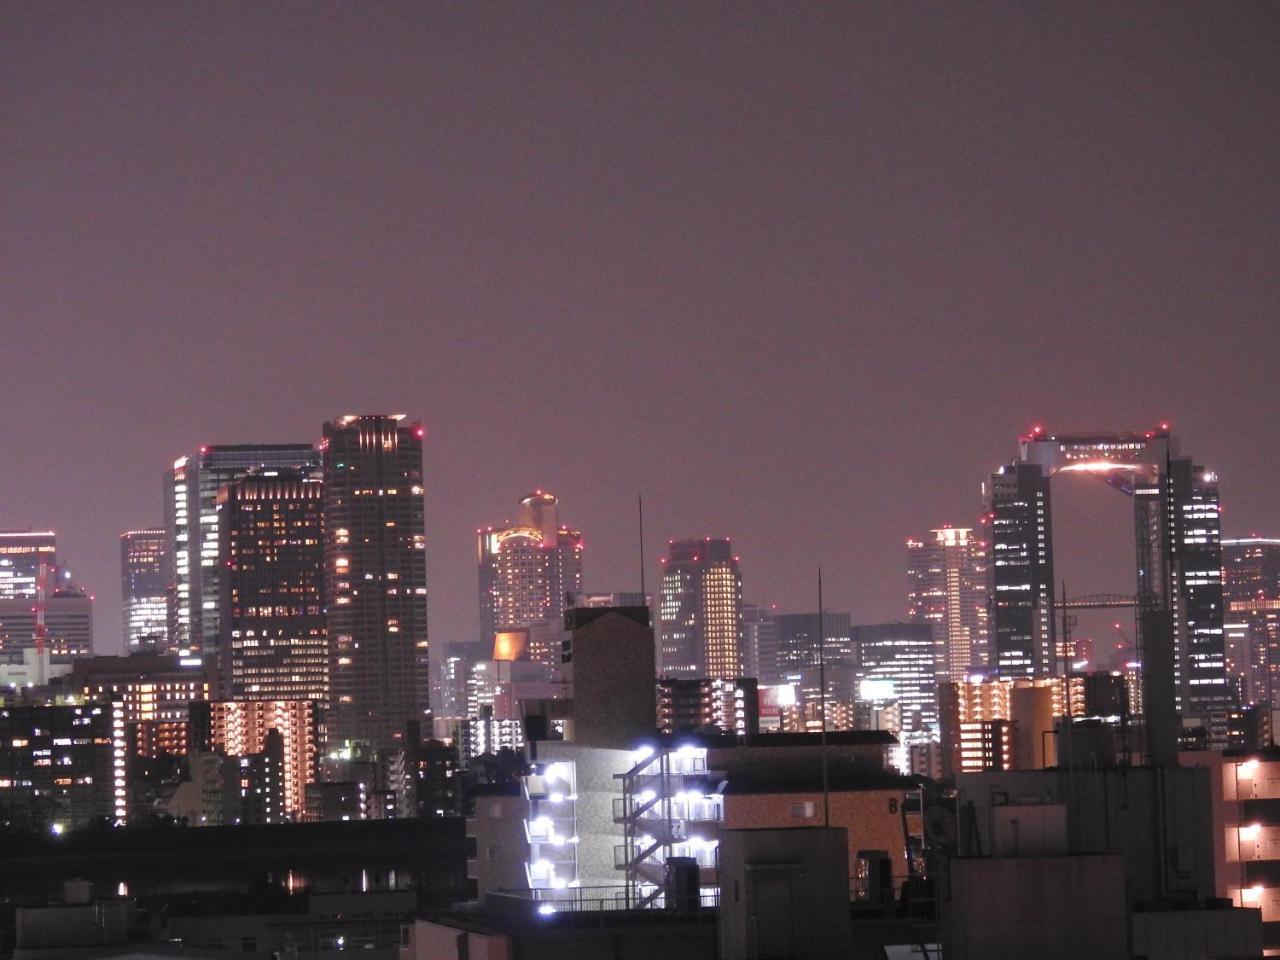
[791,801,816,819]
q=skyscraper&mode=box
[165,444,320,656]
[120,529,168,651]
[477,491,583,655]
[0,530,57,598]
[322,415,428,748]
[907,527,991,682]
[773,612,854,681]
[217,469,327,704]
[853,621,938,745]
[740,603,778,683]
[1223,537,1280,706]
[658,538,743,678]
[986,428,1230,717]
[987,461,1054,678]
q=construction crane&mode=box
[32,558,58,685]
[1113,621,1136,661]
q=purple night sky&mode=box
[2,3,1277,662]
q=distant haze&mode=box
[1,2,1277,657]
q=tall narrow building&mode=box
[658,538,743,678]
[907,527,991,682]
[165,444,320,656]
[322,415,428,748]
[120,530,168,651]
[477,491,583,656]
[217,469,327,704]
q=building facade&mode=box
[907,526,990,681]
[658,539,743,678]
[477,491,583,659]
[165,444,320,656]
[1222,537,1280,707]
[0,701,127,827]
[120,529,168,652]
[853,622,938,745]
[772,612,854,681]
[0,591,92,665]
[209,699,320,820]
[0,530,57,599]
[322,415,428,748]
[217,469,327,704]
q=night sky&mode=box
[2,3,1278,662]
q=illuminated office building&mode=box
[71,654,211,724]
[120,529,168,651]
[658,538,743,678]
[477,491,583,657]
[1223,537,1280,707]
[322,415,428,749]
[852,622,937,745]
[165,444,320,655]
[907,527,990,681]
[0,530,57,599]
[986,428,1230,717]
[217,470,327,704]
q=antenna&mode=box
[818,567,830,828]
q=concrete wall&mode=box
[945,854,1127,960]
[468,794,529,897]
[718,827,853,960]
[1131,906,1262,960]
[956,766,1216,904]
[401,918,513,960]
[723,788,908,890]
[565,610,656,749]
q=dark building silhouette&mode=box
[322,415,428,749]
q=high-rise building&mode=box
[217,469,327,704]
[322,415,428,749]
[740,603,778,683]
[0,530,57,598]
[1223,537,1280,706]
[209,699,320,820]
[852,622,938,745]
[120,530,168,651]
[773,612,854,682]
[165,444,320,656]
[986,428,1230,718]
[907,527,990,682]
[0,590,93,665]
[658,538,743,678]
[0,701,127,827]
[477,491,583,657]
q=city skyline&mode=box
[2,3,1278,662]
